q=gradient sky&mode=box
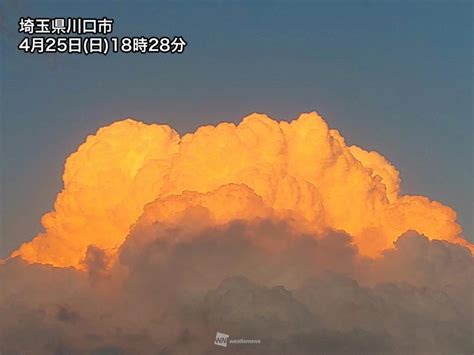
[1,1,472,257]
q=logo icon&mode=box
[214,332,229,347]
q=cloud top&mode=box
[10,112,470,268]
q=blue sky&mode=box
[1,1,472,256]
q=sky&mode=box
[0,0,472,257]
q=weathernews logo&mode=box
[214,332,261,348]
[214,332,229,347]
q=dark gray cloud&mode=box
[0,220,472,354]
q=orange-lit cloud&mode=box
[11,112,471,268]
[2,112,473,354]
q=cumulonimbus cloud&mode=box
[1,112,472,354]
[10,112,471,268]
